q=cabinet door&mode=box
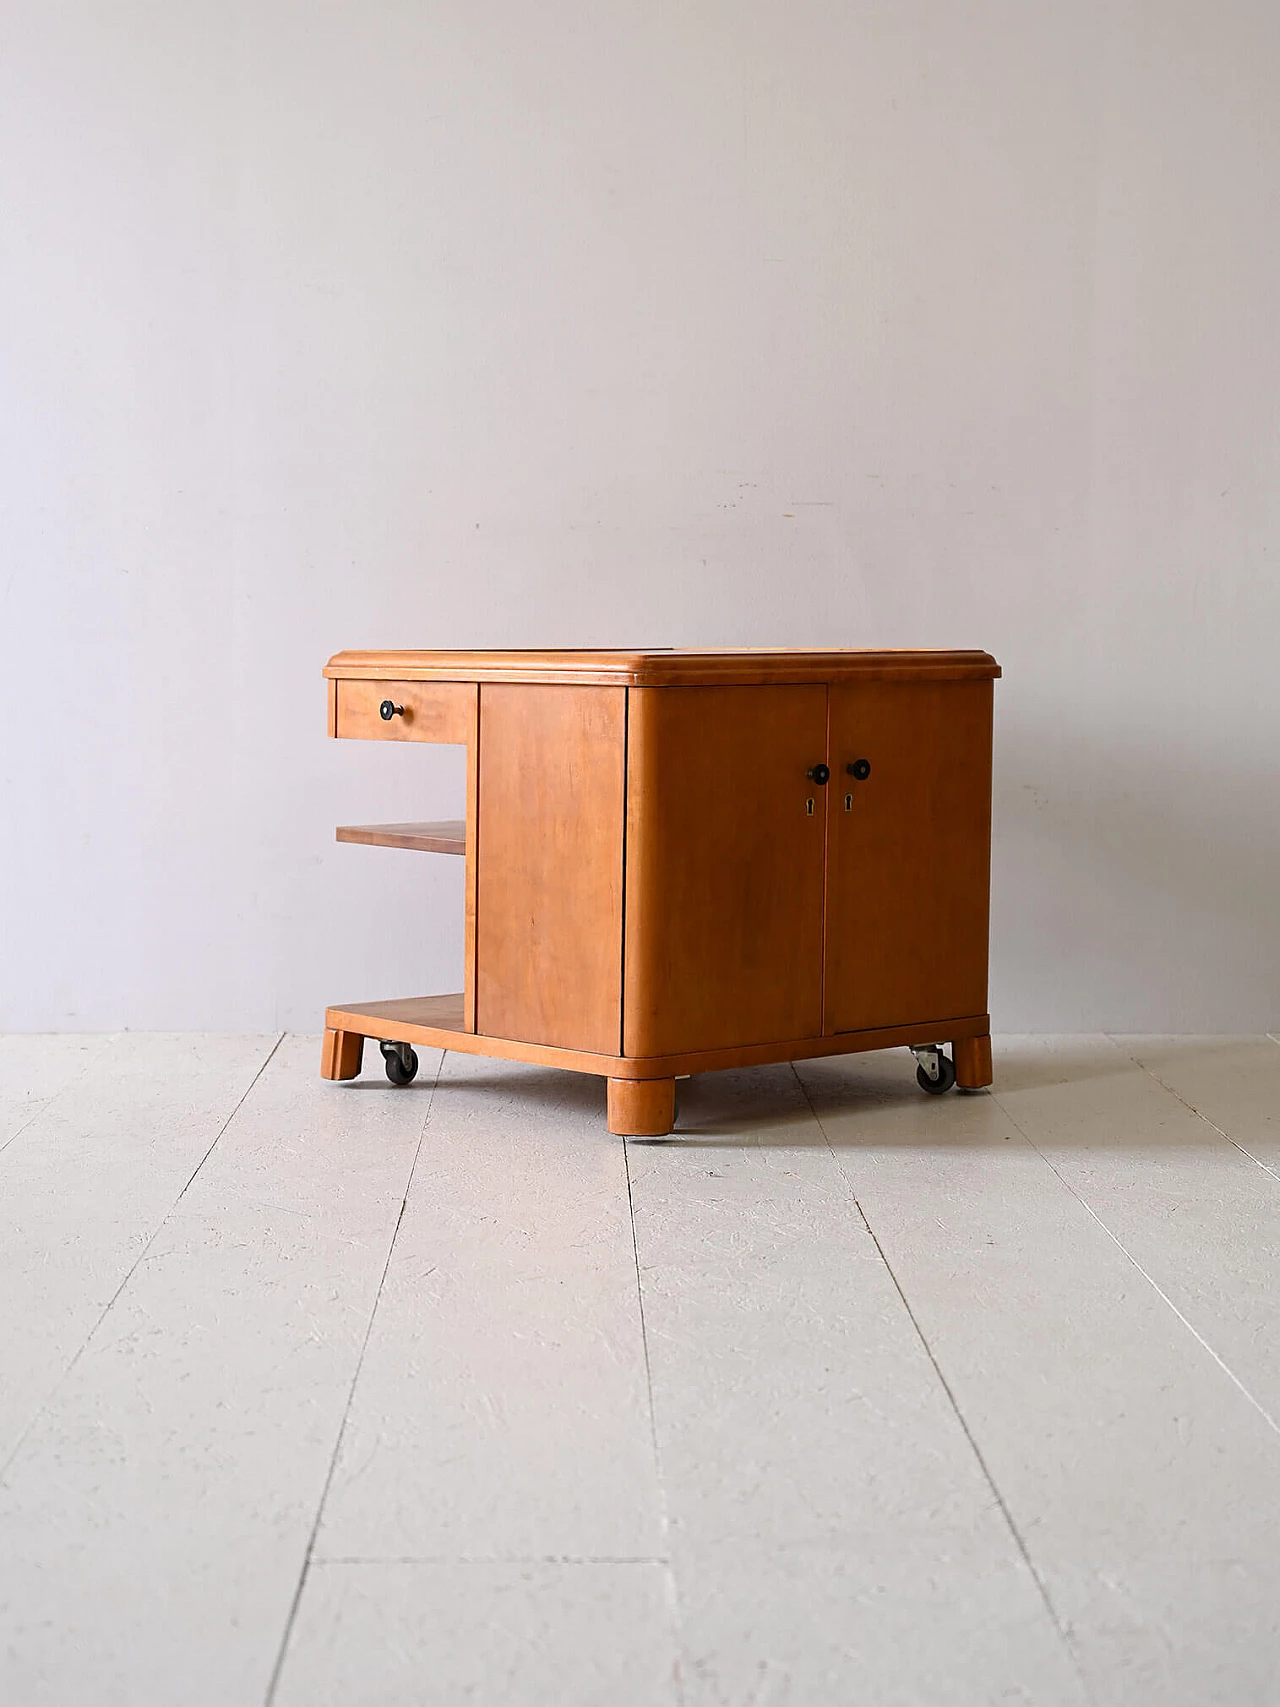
[624,685,827,1057]
[825,681,993,1035]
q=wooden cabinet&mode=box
[320,649,1000,1136]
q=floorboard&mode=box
[4,1034,1280,1706]
[274,1561,676,1707]
[273,1052,669,1703]
[1000,1035,1280,1424]
[0,1034,438,1707]
[1114,1033,1280,1169]
[0,1033,110,1155]
[303,1052,664,1564]
[0,1032,279,1467]
[632,1063,1088,1706]
[800,1039,1280,1707]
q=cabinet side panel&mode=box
[623,686,827,1057]
[463,690,480,1032]
[825,680,993,1034]
[476,684,625,1054]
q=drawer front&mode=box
[334,678,475,743]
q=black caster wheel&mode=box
[380,1040,419,1086]
[915,1051,957,1095]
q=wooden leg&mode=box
[953,1034,993,1090]
[607,1077,676,1137]
[321,1028,364,1081]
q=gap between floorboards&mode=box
[994,1048,1280,1444]
[793,1063,1096,1704]
[262,1050,444,1707]
[0,1032,286,1487]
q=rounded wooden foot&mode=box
[953,1034,992,1090]
[607,1077,676,1137]
[321,1028,364,1081]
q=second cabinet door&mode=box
[623,685,828,1057]
[824,679,994,1035]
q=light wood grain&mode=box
[463,695,479,1033]
[329,994,467,1037]
[607,1077,676,1137]
[475,684,626,1055]
[319,1028,363,1080]
[824,680,994,1035]
[334,678,475,744]
[954,1033,993,1088]
[335,822,466,855]
[326,648,1002,688]
[624,685,827,1057]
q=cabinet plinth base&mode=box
[320,1005,1000,1116]
[322,995,992,1083]
[607,1077,676,1137]
[953,1033,993,1089]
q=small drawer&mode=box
[334,678,475,743]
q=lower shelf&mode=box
[324,995,992,1082]
[333,993,467,1033]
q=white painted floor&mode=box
[3,1036,1280,1705]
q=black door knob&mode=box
[847,758,871,780]
[379,700,405,721]
[806,763,831,785]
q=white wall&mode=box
[2,0,1277,1032]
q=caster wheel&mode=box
[380,1040,419,1086]
[916,1052,957,1095]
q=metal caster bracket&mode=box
[911,1044,944,1084]
[911,1044,957,1095]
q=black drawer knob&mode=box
[379,700,405,721]
[847,758,871,780]
[806,763,830,785]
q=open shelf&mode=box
[331,993,467,1035]
[335,820,465,855]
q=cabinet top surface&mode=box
[325,648,1001,686]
